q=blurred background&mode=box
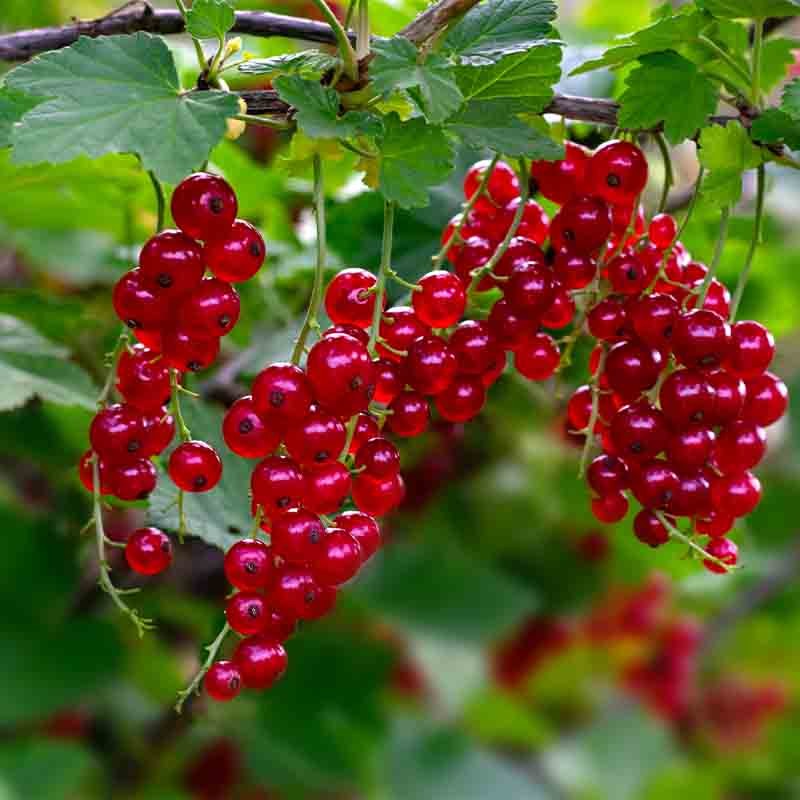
[2,1,800,798]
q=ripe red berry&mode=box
[541,285,576,329]
[373,359,404,405]
[139,229,204,296]
[224,538,273,591]
[171,172,237,241]
[161,326,220,372]
[670,470,712,517]
[355,437,400,479]
[553,249,597,290]
[141,409,175,456]
[672,309,731,370]
[387,390,429,437]
[587,453,629,495]
[587,296,629,341]
[335,510,381,561]
[312,528,362,585]
[696,510,735,538]
[107,459,158,501]
[78,450,110,493]
[659,369,714,426]
[270,508,326,563]
[610,401,669,461]
[530,141,589,205]
[169,440,222,492]
[222,396,279,458]
[488,298,534,350]
[269,567,331,620]
[178,278,240,338]
[226,592,270,635]
[710,471,762,518]
[378,306,430,362]
[743,372,788,426]
[449,320,499,376]
[566,385,617,431]
[591,491,629,523]
[514,333,560,381]
[324,323,370,345]
[405,335,457,395]
[606,253,654,295]
[550,195,612,254]
[706,369,746,426]
[204,219,266,282]
[349,413,380,453]
[324,268,378,328]
[648,213,677,249]
[703,537,738,574]
[666,425,714,471]
[233,636,287,690]
[285,409,346,465]
[724,320,775,380]
[251,362,312,423]
[507,198,550,245]
[585,140,649,205]
[464,159,519,210]
[629,293,678,349]
[413,271,466,328]
[630,461,679,510]
[713,421,767,474]
[494,236,545,279]
[352,472,405,516]
[604,341,663,399]
[504,262,555,316]
[251,455,305,516]
[303,462,352,515]
[125,527,172,575]
[435,375,486,422]
[204,661,242,702]
[113,269,169,330]
[481,350,507,387]
[307,333,376,418]
[454,236,494,290]
[116,345,171,412]
[633,510,670,547]
[90,403,145,462]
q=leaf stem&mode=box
[292,154,326,364]
[730,162,766,321]
[175,622,231,713]
[653,131,673,214]
[368,200,396,356]
[309,0,358,80]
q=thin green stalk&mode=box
[170,369,192,441]
[368,200,396,355]
[730,163,766,321]
[653,131,673,214]
[234,113,293,131]
[655,511,736,573]
[751,18,764,107]
[698,35,753,97]
[175,622,232,713]
[148,171,166,233]
[97,331,129,408]
[175,0,208,74]
[309,0,358,80]
[356,0,370,60]
[697,205,730,306]
[344,0,358,29]
[577,347,607,479]
[292,155,327,364]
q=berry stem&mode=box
[175,621,231,713]
[653,131,673,214]
[170,369,192,441]
[368,199,396,356]
[147,171,166,233]
[388,271,420,292]
[431,153,499,269]
[309,0,359,80]
[730,162,766,322]
[467,157,529,296]
[340,414,358,459]
[249,504,265,537]
[654,511,736,573]
[578,346,607,479]
[697,205,730,306]
[97,329,129,408]
[233,112,293,131]
[292,154,327,364]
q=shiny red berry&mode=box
[703,537,738,574]
[724,320,775,380]
[633,510,669,547]
[587,296,629,341]
[413,271,466,328]
[161,326,220,372]
[587,453,629,495]
[222,396,279,458]
[204,219,266,282]
[648,213,677,249]
[504,262,555,316]
[435,375,486,422]
[226,591,270,636]
[606,253,654,295]
[669,470,712,517]
[542,285,576,329]
[591,491,629,523]
[378,306,430,362]
[405,335,457,395]
[116,345,171,412]
[530,141,589,205]
[494,236,545,279]
[171,172,237,241]
[553,249,597,290]
[355,437,400,479]
[672,310,731,370]
[630,461,679,510]
[464,159,519,211]
[514,332,560,381]
[270,508,326,563]
[629,293,678,349]
[659,369,714,426]
[449,320,499,376]
[285,409,346,465]
[269,567,332,620]
[706,369,746,426]
[488,298,534,350]
[352,472,405,516]
[349,413,380,453]
[90,403,145,462]
[204,661,242,702]
[307,333,376,418]
[604,341,663,399]
[387,391,429,437]
[125,527,172,575]
[743,372,788,426]
[713,420,767,474]
[78,450,111,493]
[251,362,313,422]
[107,459,157,501]
[550,196,612,254]
[233,636,287,690]
[113,269,169,330]
[178,278,240,338]
[251,455,305,516]
[139,229,204,297]
[373,359,404,405]
[335,510,381,561]
[610,401,669,461]
[141,409,175,456]
[507,198,550,245]
[585,140,649,205]
[324,268,378,328]
[169,440,222,492]
[696,510,735,538]
[303,462,351,515]
[312,528,362,585]
[224,538,273,591]
[454,236,493,290]
[666,425,714,471]
[711,471,762,518]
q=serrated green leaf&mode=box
[186,0,235,39]
[238,50,338,80]
[444,0,558,65]
[752,108,800,149]
[274,75,381,140]
[370,37,463,124]
[760,37,796,94]
[0,87,39,148]
[698,0,800,17]
[376,114,455,209]
[5,33,238,184]
[781,77,800,119]
[455,43,562,114]
[147,399,253,551]
[618,53,717,143]
[697,122,763,207]
[570,10,711,75]
[448,101,562,157]
[0,314,96,412]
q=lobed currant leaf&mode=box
[5,33,238,184]
[185,0,235,40]
[751,108,800,150]
[697,0,800,18]
[0,87,40,148]
[617,52,717,144]
[759,37,797,94]
[238,50,339,80]
[780,77,800,120]
[370,36,463,124]
[697,121,764,208]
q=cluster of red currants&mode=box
[78,172,266,577]
[438,141,787,572]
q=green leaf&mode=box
[185,0,235,40]
[698,121,763,207]
[376,114,455,209]
[570,10,711,75]
[0,740,94,800]
[444,0,558,65]
[353,539,537,642]
[274,75,381,140]
[760,37,797,94]
[5,33,238,184]
[781,76,800,119]
[448,101,563,157]
[752,108,800,149]
[238,50,338,80]
[0,86,39,148]
[0,314,96,412]
[370,37,463,124]
[698,0,800,18]
[618,53,717,143]
[148,399,252,551]
[455,43,562,113]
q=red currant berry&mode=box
[504,262,555,317]
[724,320,775,380]
[647,213,677,249]
[449,320,499,376]
[666,425,714,471]
[335,510,381,561]
[387,391,429,437]
[585,140,649,206]
[413,271,466,328]
[454,236,494,291]
[125,527,172,575]
[507,198,550,245]
[133,327,163,352]
[672,309,731,371]
[541,285,576,329]
[669,470,712,517]
[171,173,237,241]
[270,508,325,563]
[435,375,486,422]
[233,636,287,690]
[514,332,560,381]
[693,278,731,319]
[591,491,629,523]
[307,333,376,418]
[481,349,507,387]
[703,537,738,574]
[405,335,457,395]
[141,409,175,456]
[553,249,597,290]
[285,409,346,465]
[113,269,169,330]
[352,472,405,516]
[494,237,545,279]
[139,229,204,296]
[630,460,679,510]
[107,459,157,501]
[349,412,381,453]
[223,396,279,458]
[178,278,240,338]
[204,661,242,702]
[604,341,663,399]
[226,591,270,636]
[90,403,145,462]
[464,159,519,211]
[204,219,266,282]
[355,437,400,479]
[269,567,331,620]
[303,462,352,515]
[378,306,430,362]
[629,293,678,349]
[710,471,762,517]
[488,298,534,350]
[169,441,222,492]
[587,296,629,341]
[743,372,788,426]
[161,326,220,372]
[610,401,669,461]
[252,362,313,423]
[659,369,714,426]
[633,510,670,547]
[224,538,273,591]
[606,253,654,295]
[324,268,378,328]
[441,213,464,262]
[713,420,767,474]
[550,196,612,254]
[251,455,305,516]
[530,141,589,205]
[116,345,171,412]
[324,323,370,346]
[78,450,111,493]
[567,385,617,431]
[312,528,362,585]
[706,369,746,426]
[696,509,735,538]
[373,359,404,405]
[587,453,629,495]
